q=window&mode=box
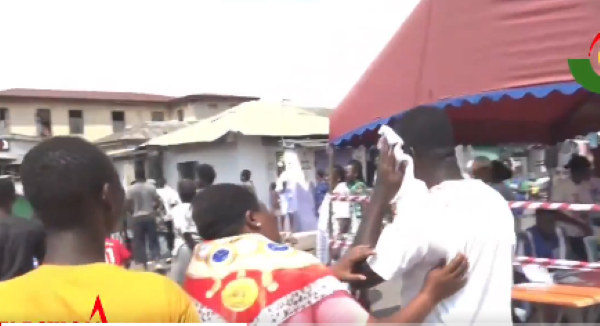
[35,109,52,137]
[177,109,184,121]
[0,108,9,133]
[177,161,197,179]
[208,103,218,110]
[68,110,84,134]
[111,111,125,132]
[151,111,165,121]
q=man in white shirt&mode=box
[169,179,200,285]
[550,155,598,261]
[350,107,515,324]
[275,164,296,232]
[155,178,181,258]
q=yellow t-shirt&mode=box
[0,264,200,323]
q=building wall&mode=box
[2,138,39,159]
[0,98,251,141]
[162,136,283,206]
[161,135,322,209]
[0,101,167,141]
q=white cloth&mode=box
[550,177,600,236]
[158,186,181,221]
[378,125,425,213]
[171,203,199,255]
[368,179,515,324]
[378,125,414,177]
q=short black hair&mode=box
[565,154,591,171]
[20,136,118,229]
[317,170,325,179]
[348,159,365,182]
[491,160,512,183]
[191,183,259,240]
[270,182,276,190]
[392,106,455,157]
[241,169,251,179]
[0,177,16,207]
[196,163,216,185]
[333,165,345,182]
[177,179,197,203]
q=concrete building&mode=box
[145,101,330,206]
[0,89,257,142]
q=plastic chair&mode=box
[583,236,598,262]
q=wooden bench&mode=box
[513,283,600,324]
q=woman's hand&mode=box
[375,139,407,203]
[329,245,375,282]
[421,254,469,303]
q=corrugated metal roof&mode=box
[301,107,333,118]
[146,101,329,147]
[0,88,260,106]
[94,120,195,144]
[0,88,173,103]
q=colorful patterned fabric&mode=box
[184,233,348,324]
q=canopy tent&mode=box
[330,0,600,147]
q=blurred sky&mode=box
[0,0,420,107]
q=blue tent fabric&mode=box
[332,82,583,146]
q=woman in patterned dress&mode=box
[184,183,469,324]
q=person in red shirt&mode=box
[105,237,131,268]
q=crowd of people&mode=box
[7,105,595,323]
[0,118,476,323]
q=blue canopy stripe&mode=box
[332,82,583,146]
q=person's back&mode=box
[127,181,158,218]
[0,216,45,281]
[0,265,196,322]
[0,136,199,323]
[429,179,514,323]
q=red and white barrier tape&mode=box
[515,257,600,271]
[328,195,600,212]
[329,240,600,271]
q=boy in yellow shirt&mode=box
[0,137,199,323]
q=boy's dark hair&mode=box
[241,169,251,179]
[491,160,512,183]
[0,177,16,208]
[565,154,591,172]
[196,163,216,185]
[348,159,365,182]
[270,182,276,191]
[333,165,345,182]
[317,170,325,179]
[392,106,456,159]
[177,179,197,203]
[20,136,118,229]
[192,183,259,240]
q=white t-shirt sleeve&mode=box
[368,221,429,281]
